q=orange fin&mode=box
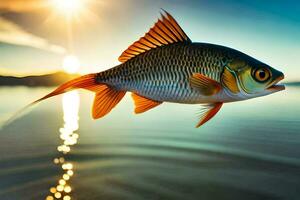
[1,74,97,127]
[190,73,222,96]
[2,73,127,127]
[196,103,223,128]
[92,86,126,119]
[118,10,191,63]
[36,74,126,120]
[221,67,240,94]
[132,93,162,114]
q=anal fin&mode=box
[92,86,126,119]
[132,93,162,114]
[196,103,223,128]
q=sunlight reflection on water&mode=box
[45,91,80,200]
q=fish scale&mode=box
[97,43,229,103]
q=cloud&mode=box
[0,0,47,12]
[0,17,66,54]
[0,0,66,54]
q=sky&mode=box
[0,0,299,81]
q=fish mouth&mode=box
[267,74,285,91]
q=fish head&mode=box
[225,58,285,99]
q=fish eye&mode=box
[253,68,271,82]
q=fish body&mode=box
[22,10,285,128]
[97,42,227,104]
[97,42,270,104]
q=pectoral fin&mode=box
[189,73,222,96]
[196,103,223,128]
[132,93,162,114]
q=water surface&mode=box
[0,86,299,200]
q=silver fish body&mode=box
[96,42,243,104]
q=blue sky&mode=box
[0,0,299,81]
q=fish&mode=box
[14,10,285,128]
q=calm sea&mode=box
[0,86,299,200]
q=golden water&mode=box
[46,91,80,200]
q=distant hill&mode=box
[0,72,79,87]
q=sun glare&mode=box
[62,55,80,74]
[52,0,83,15]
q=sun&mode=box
[62,55,80,74]
[52,0,84,15]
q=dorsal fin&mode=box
[118,10,191,63]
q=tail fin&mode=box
[31,74,97,105]
[1,73,126,128]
